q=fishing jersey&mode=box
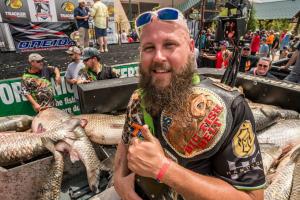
[78,65,119,81]
[21,66,56,107]
[122,78,266,199]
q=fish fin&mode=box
[65,131,79,140]
[80,119,88,128]
[69,149,80,163]
[36,123,46,133]
[87,167,101,193]
[290,144,300,163]
[41,137,56,154]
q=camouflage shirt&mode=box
[21,66,56,108]
[78,65,119,81]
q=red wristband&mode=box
[156,159,171,183]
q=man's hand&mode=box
[127,125,167,179]
[279,65,288,70]
[77,79,91,84]
[114,173,142,200]
[33,103,41,112]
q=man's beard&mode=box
[139,55,196,116]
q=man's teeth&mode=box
[154,69,168,73]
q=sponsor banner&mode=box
[0,0,30,23]
[0,23,16,51]
[9,22,76,52]
[112,62,139,78]
[27,0,58,22]
[55,0,77,21]
[0,72,80,117]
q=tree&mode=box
[247,6,257,31]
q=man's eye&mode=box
[143,46,154,51]
[165,43,176,48]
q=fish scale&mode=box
[0,115,33,132]
[257,120,300,147]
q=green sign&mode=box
[0,73,80,117]
[112,62,139,78]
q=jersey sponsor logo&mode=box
[61,2,75,12]
[232,121,255,158]
[226,151,263,180]
[161,87,227,158]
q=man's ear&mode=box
[189,39,195,53]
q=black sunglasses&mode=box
[36,60,43,63]
[243,48,250,51]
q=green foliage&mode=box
[247,7,257,31]
[258,19,291,32]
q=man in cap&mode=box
[239,44,259,72]
[78,47,119,81]
[21,53,61,112]
[74,0,90,48]
[91,0,109,52]
[113,7,264,200]
[203,40,232,69]
[65,46,88,100]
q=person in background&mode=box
[74,0,90,48]
[65,46,89,100]
[127,35,134,43]
[266,30,274,56]
[280,31,290,54]
[78,47,119,81]
[250,31,260,55]
[121,30,128,43]
[130,29,139,42]
[271,32,279,61]
[91,0,109,52]
[203,40,232,69]
[239,44,259,72]
[21,53,61,112]
[280,43,300,83]
[248,57,277,79]
[258,38,269,57]
[279,46,289,59]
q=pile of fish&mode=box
[249,101,300,200]
[0,108,125,200]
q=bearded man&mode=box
[111,8,265,200]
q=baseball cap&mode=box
[28,53,44,62]
[81,47,100,61]
[243,44,250,50]
[66,46,81,54]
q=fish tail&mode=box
[41,137,56,154]
[87,166,101,193]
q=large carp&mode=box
[0,118,81,166]
[74,114,125,145]
[265,144,300,200]
[31,108,71,133]
[37,138,64,200]
[257,119,300,147]
[0,115,33,132]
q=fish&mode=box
[257,119,300,147]
[0,118,81,166]
[259,143,282,174]
[248,101,300,120]
[251,107,279,131]
[0,115,33,132]
[31,108,71,133]
[264,144,300,200]
[37,138,64,200]
[54,126,107,193]
[290,154,300,200]
[74,114,125,145]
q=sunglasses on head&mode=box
[258,63,269,68]
[135,7,183,35]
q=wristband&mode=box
[156,159,171,183]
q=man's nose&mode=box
[153,49,167,63]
